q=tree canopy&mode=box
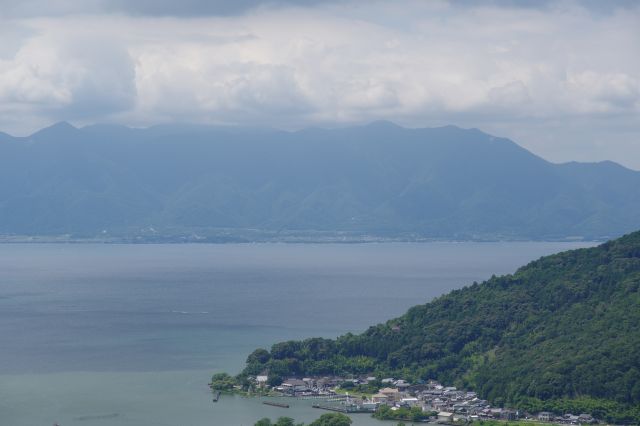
[255,413,350,426]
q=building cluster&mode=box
[274,377,341,396]
[536,412,597,425]
[251,374,599,424]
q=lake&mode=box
[0,242,593,425]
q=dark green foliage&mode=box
[254,417,301,426]
[210,372,236,391]
[241,231,640,423]
[268,374,283,387]
[273,417,299,426]
[255,414,349,426]
[247,348,272,365]
[308,413,352,426]
[338,379,381,394]
[372,405,430,421]
[472,422,534,426]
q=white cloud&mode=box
[0,26,136,121]
[0,0,638,167]
[567,71,640,113]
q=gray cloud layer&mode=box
[1,0,638,17]
[0,0,638,168]
[0,0,337,18]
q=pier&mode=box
[263,401,290,408]
[312,404,347,413]
[312,404,371,414]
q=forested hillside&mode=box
[1,121,640,240]
[240,231,640,423]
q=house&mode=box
[489,408,503,418]
[401,397,420,407]
[438,411,454,423]
[380,387,400,401]
[444,389,462,399]
[564,414,580,424]
[256,374,268,387]
[429,397,449,411]
[316,377,340,389]
[453,402,470,413]
[396,381,411,391]
[361,401,378,411]
[479,408,492,418]
[281,379,308,393]
[538,412,553,422]
[372,392,390,404]
[579,413,595,424]
[501,409,518,420]
[453,414,468,422]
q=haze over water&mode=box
[0,242,593,425]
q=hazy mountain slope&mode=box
[0,121,639,239]
[240,231,640,423]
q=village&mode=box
[250,374,600,425]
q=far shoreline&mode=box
[0,233,606,245]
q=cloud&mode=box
[1,0,637,18]
[103,0,335,17]
[0,29,136,121]
[0,0,338,18]
[0,0,638,167]
[567,71,640,112]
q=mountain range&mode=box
[1,121,639,240]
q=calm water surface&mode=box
[0,242,593,425]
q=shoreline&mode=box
[0,235,602,244]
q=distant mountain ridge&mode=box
[0,121,639,240]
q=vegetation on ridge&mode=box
[2,122,640,239]
[239,231,640,423]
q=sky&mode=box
[0,0,639,168]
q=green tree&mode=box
[308,413,352,426]
[267,374,283,387]
[247,348,271,364]
[210,372,236,391]
[274,417,297,426]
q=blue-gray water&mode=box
[0,242,593,425]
